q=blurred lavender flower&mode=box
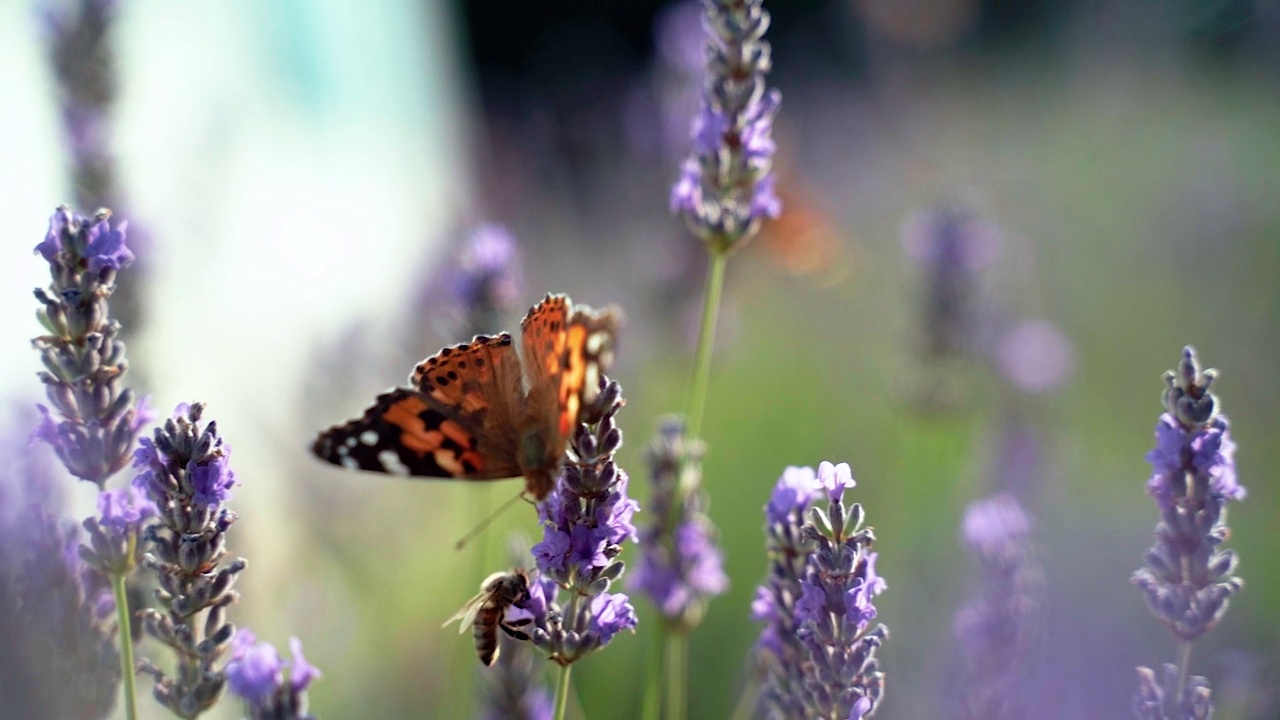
[44,0,148,332]
[1132,347,1244,719]
[952,494,1045,720]
[136,402,246,718]
[754,463,888,719]
[900,205,1001,364]
[477,632,553,720]
[32,207,149,486]
[413,223,521,347]
[671,0,782,253]
[225,631,321,720]
[994,320,1076,395]
[43,0,122,211]
[448,224,522,338]
[11,510,122,719]
[517,377,639,665]
[630,417,728,631]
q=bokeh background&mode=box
[1,0,1278,718]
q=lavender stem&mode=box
[687,250,728,441]
[109,570,139,720]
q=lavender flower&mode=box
[80,477,157,576]
[32,207,148,486]
[44,0,148,332]
[43,0,122,211]
[631,418,728,631]
[754,463,889,719]
[900,205,1000,365]
[478,632,554,720]
[952,494,1045,720]
[13,510,122,719]
[516,377,639,665]
[1132,347,1244,719]
[753,466,819,719]
[225,631,321,720]
[136,402,246,718]
[671,0,782,253]
[451,224,522,337]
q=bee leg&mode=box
[500,623,531,641]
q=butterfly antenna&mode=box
[454,491,527,552]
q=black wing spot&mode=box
[447,371,458,381]
[436,376,451,387]
[475,358,486,367]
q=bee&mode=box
[443,568,532,666]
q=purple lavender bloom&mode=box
[754,462,888,719]
[80,478,156,576]
[901,204,1002,368]
[6,509,122,719]
[671,0,782,253]
[631,418,728,629]
[31,207,146,487]
[136,403,247,718]
[754,466,820,719]
[994,320,1076,395]
[952,494,1045,720]
[514,378,639,666]
[419,223,522,340]
[226,630,321,720]
[1132,347,1244,719]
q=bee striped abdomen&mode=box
[474,604,502,666]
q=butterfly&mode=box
[310,293,621,500]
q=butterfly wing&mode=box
[311,334,523,480]
[516,294,621,496]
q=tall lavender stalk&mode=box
[512,377,639,720]
[32,207,145,486]
[135,402,246,718]
[672,0,782,438]
[952,494,1045,720]
[31,205,150,719]
[662,2,781,715]
[631,418,727,720]
[753,462,889,719]
[1132,347,1244,719]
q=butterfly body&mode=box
[311,294,619,500]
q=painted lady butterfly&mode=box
[311,293,620,500]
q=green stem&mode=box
[640,624,662,720]
[687,250,729,441]
[110,571,138,720]
[1172,639,1194,713]
[553,661,574,720]
[664,630,687,720]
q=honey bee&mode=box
[443,568,532,666]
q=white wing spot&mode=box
[587,332,608,355]
[340,456,359,470]
[344,437,358,448]
[378,450,410,475]
[359,430,379,446]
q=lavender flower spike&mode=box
[517,377,639,666]
[671,0,781,254]
[754,463,889,719]
[32,207,149,486]
[226,631,321,720]
[953,494,1045,720]
[1132,347,1244,720]
[753,466,820,720]
[136,403,246,718]
[631,417,728,631]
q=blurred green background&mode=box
[1,0,1277,718]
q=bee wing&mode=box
[442,591,489,634]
